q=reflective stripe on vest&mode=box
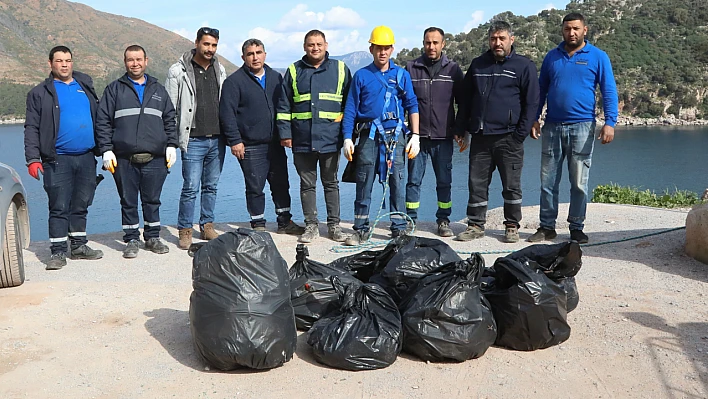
[281,111,342,121]
[288,60,345,106]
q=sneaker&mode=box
[200,223,219,240]
[298,224,319,243]
[527,228,557,242]
[145,237,169,254]
[344,230,368,246]
[504,225,520,243]
[46,253,67,270]
[455,224,485,241]
[570,229,589,244]
[277,220,306,235]
[123,239,141,259]
[253,226,267,232]
[328,225,346,242]
[70,244,104,260]
[178,228,192,250]
[437,221,454,237]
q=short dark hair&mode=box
[304,29,326,42]
[563,12,585,24]
[488,20,513,37]
[197,27,219,41]
[49,46,72,61]
[241,38,265,54]
[423,27,445,39]
[124,44,146,59]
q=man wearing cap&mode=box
[341,26,420,246]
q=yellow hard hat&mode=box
[369,26,395,46]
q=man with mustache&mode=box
[166,27,227,250]
[528,12,618,244]
[96,45,178,258]
[455,20,539,243]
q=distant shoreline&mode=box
[0,119,24,125]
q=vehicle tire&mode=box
[1,202,25,288]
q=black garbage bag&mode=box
[399,254,497,362]
[483,257,570,351]
[307,276,403,371]
[289,244,362,330]
[370,236,462,303]
[327,240,400,282]
[189,229,297,370]
[506,241,582,312]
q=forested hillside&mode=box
[395,0,708,120]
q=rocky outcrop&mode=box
[685,202,708,265]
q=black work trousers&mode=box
[293,151,340,227]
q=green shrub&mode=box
[592,183,704,208]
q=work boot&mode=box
[200,223,218,240]
[344,230,368,246]
[145,237,169,254]
[504,225,520,243]
[455,224,485,241]
[437,221,454,237]
[277,220,306,235]
[123,239,141,259]
[570,229,589,244]
[298,224,319,243]
[46,252,67,270]
[328,225,346,242]
[178,228,192,250]
[527,227,557,243]
[70,244,104,260]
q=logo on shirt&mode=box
[77,89,85,93]
[575,59,589,65]
[151,93,162,102]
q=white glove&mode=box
[459,132,471,152]
[343,138,355,161]
[102,151,117,173]
[166,146,177,169]
[406,134,420,159]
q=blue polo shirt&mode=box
[250,71,266,90]
[129,74,148,103]
[342,60,419,139]
[537,41,618,127]
[53,79,95,155]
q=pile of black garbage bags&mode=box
[188,230,582,371]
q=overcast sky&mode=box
[76,0,562,67]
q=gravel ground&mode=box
[1,203,706,399]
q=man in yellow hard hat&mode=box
[341,26,420,246]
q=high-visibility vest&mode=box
[276,59,346,122]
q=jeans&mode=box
[405,138,453,223]
[467,133,524,228]
[293,151,340,227]
[42,152,97,254]
[113,156,168,242]
[177,136,225,229]
[353,132,406,233]
[539,121,596,231]
[238,142,292,228]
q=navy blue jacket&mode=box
[219,65,283,146]
[456,48,539,139]
[24,71,99,164]
[406,55,464,140]
[275,54,352,153]
[95,74,177,158]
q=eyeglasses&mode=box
[198,27,219,39]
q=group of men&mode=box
[24,12,617,270]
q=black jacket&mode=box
[24,71,99,164]
[219,64,283,146]
[275,54,352,153]
[95,74,178,158]
[406,55,464,140]
[456,48,539,139]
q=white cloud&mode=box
[539,3,556,12]
[173,28,191,39]
[242,5,370,67]
[463,10,485,33]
